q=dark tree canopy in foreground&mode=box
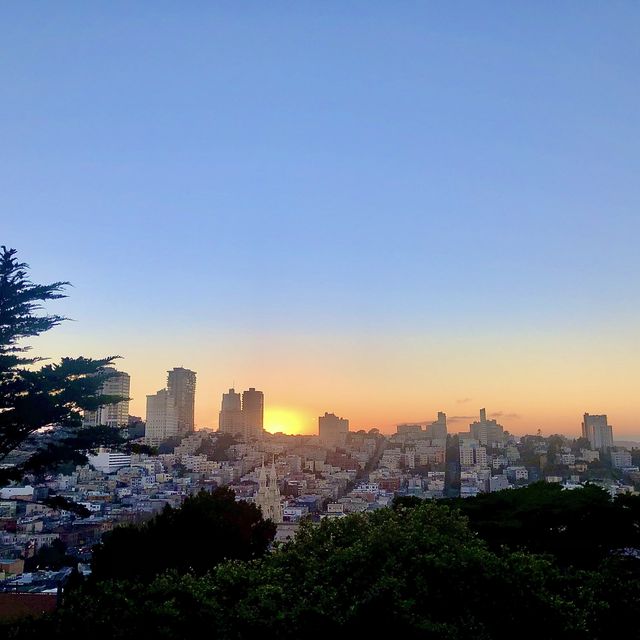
[0,246,138,495]
[437,482,640,568]
[6,495,640,640]
[91,488,277,581]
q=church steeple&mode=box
[258,457,267,491]
[254,455,283,524]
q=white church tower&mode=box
[255,458,283,523]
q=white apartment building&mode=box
[558,453,576,465]
[577,449,600,463]
[582,413,614,450]
[460,441,488,468]
[83,369,130,428]
[88,448,132,473]
[611,450,632,469]
[505,466,529,481]
[145,388,178,446]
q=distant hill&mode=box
[615,440,640,450]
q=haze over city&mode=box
[3,3,639,437]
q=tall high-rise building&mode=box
[469,408,504,446]
[242,388,264,440]
[167,367,196,437]
[83,369,131,429]
[396,424,423,435]
[582,413,614,450]
[459,440,488,468]
[218,387,264,439]
[144,388,178,446]
[425,412,447,440]
[318,412,349,447]
[219,388,244,436]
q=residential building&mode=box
[611,449,632,469]
[505,466,529,482]
[145,389,178,446]
[469,408,504,446]
[242,388,264,440]
[397,424,422,435]
[459,440,487,468]
[582,414,614,450]
[577,449,600,463]
[88,448,132,474]
[425,412,447,439]
[318,412,349,447]
[83,369,130,428]
[219,388,244,436]
[167,368,197,437]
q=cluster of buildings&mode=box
[454,410,635,497]
[144,368,197,446]
[218,388,264,441]
[85,368,264,447]
[318,412,349,447]
[81,366,199,448]
[2,370,638,591]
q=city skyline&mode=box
[3,5,640,631]
[3,4,639,438]
[97,364,633,440]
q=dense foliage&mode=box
[91,488,276,581]
[3,247,639,637]
[438,482,640,568]
[24,539,73,572]
[7,489,640,639]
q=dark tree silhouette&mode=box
[438,482,640,568]
[91,487,276,581]
[0,247,135,502]
[8,499,640,639]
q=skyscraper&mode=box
[83,368,131,429]
[144,388,178,446]
[469,408,504,446]
[167,367,196,437]
[318,412,349,447]
[425,412,447,440]
[218,387,265,439]
[219,388,243,436]
[582,413,614,450]
[242,388,264,440]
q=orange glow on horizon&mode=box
[30,326,640,441]
[264,406,315,436]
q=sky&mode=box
[2,3,639,437]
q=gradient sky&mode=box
[2,3,639,437]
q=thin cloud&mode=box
[456,398,472,404]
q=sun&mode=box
[264,406,313,435]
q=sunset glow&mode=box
[263,407,313,436]
[4,4,640,441]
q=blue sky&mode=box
[2,3,639,433]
